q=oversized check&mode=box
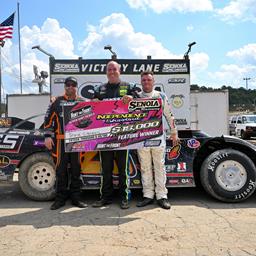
[63,98,164,152]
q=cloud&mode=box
[227,43,256,65]
[126,0,213,13]
[186,25,194,32]
[216,0,256,23]
[2,18,77,94]
[207,64,256,88]
[79,13,183,59]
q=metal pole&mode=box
[17,2,23,93]
[0,45,2,115]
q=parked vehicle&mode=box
[229,115,237,136]
[235,114,256,139]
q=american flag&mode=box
[0,13,15,41]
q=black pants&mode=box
[100,150,129,201]
[54,141,81,202]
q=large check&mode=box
[63,98,164,152]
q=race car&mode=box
[0,115,256,203]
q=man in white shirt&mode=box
[136,71,179,209]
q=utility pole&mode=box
[243,77,251,90]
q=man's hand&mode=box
[169,133,180,146]
[122,95,133,104]
[45,137,54,150]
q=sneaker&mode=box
[92,198,112,207]
[50,200,65,210]
[157,198,171,210]
[72,200,88,208]
[136,197,154,207]
[120,199,130,209]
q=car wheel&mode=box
[200,149,256,202]
[18,152,56,201]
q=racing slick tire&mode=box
[200,149,256,202]
[18,152,56,201]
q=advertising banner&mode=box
[63,98,164,152]
[51,58,191,129]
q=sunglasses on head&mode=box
[65,83,77,88]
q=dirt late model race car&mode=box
[0,116,256,203]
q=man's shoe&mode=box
[157,198,171,210]
[120,199,130,209]
[92,198,112,207]
[72,200,88,208]
[136,197,154,207]
[50,200,65,210]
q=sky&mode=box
[1,0,256,97]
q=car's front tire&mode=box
[18,152,56,201]
[200,149,256,202]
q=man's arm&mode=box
[44,100,56,150]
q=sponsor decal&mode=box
[0,155,10,168]
[187,139,200,149]
[234,180,256,200]
[177,162,187,172]
[53,63,79,73]
[165,164,177,172]
[168,78,186,84]
[208,153,228,172]
[96,143,121,149]
[70,106,92,120]
[0,118,12,128]
[128,99,160,111]
[166,144,181,160]
[33,140,45,147]
[54,78,65,84]
[133,179,140,185]
[162,63,188,73]
[0,134,25,153]
[87,180,100,185]
[175,119,188,125]
[144,140,162,147]
[113,180,119,185]
[168,179,179,184]
[181,178,192,184]
[170,95,184,108]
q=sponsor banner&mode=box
[51,59,190,75]
[63,98,164,152]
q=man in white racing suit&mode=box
[136,71,179,209]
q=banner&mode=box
[63,98,164,152]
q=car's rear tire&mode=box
[18,152,56,201]
[241,130,248,140]
[200,149,256,202]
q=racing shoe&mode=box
[136,197,154,207]
[72,200,88,208]
[157,198,171,210]
[92,198,112,207]
[50,200,65,210]
[120,199,130,209]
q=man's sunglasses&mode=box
[65,83,77,88]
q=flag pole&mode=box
[17,2,22,94]
[0,44,2,114]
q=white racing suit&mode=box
[137,90,177,200]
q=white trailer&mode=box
[190,90,229,136]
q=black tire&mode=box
[18,152,56,201]
[200,149,256,202]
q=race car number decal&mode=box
[0,134,25,153]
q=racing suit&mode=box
[137,90,177,200]
[94,81,134,201]
[44,95,83,202]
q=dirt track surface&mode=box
[1,181,256,256]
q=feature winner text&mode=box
[110,120,161,140]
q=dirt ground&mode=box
[1,181,256,256]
